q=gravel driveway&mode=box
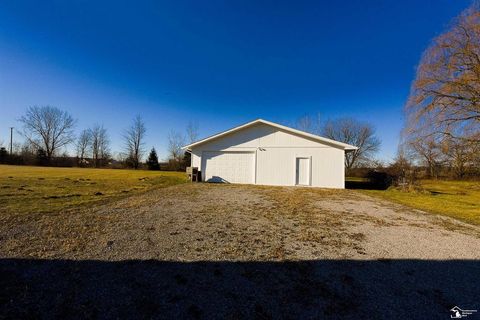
[1,183,479,319]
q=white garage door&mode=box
[202,151,255,184]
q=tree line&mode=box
[0,104,382,173]
[0,106,198,171]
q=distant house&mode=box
[182,119,357,188]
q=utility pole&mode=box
[9,127,13,155]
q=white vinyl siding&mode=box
[190,122,346,188]
[255,147,344,188]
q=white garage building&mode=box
[182,119,357,188]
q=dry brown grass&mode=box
[256,187,366,255]
[0,165,187,217]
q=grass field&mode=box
[359,179,480,225]
[2,164,478,227]
[0,165,187,215]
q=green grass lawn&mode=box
[358,179,480,225]
[0,165,187,215]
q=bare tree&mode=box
[76,129,91,163]
[167,130,185,162]
[441,135,480,178]
[186,121,199,144]
[405,4,480,142]
[407,137,442,178]
[322,118,381,172]
[89,124,110,167]
[19,106,76,160]
[123,115,146,169]
[11,142,22,156]
[402,123,443,178]
[295,113,322,134]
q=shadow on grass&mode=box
[1,259,479,319]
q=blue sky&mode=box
[0,0,471,161]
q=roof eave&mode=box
[181,118,359,151]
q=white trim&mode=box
[182,119,358,151]
[294,156,312,186]
[309,155,312,186]
[253,151,257,185]
[293,156,296,186]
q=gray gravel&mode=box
[1,183,479,319]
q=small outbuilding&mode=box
[182,119,357,188]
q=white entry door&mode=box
[202,151,255,184]
[295,157,310,186]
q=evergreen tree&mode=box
[146,147,160,170]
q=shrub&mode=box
[366,170,394,190]
[0,147,7,164]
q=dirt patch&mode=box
[314,192,480,259]
[1,184,479,261]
